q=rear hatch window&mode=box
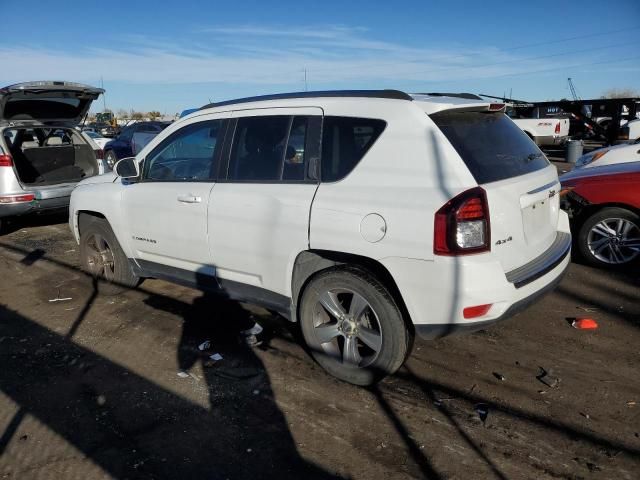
[431,111,549,184]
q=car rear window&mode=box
[431,111,550,184]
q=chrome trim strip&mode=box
[527,180,560,195]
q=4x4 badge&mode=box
[495,236,513,245]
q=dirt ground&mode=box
[0,199,639,479]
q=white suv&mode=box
[69,90,571,385]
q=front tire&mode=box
[299,267,411,386]
[577,207,640,268]
[79,215,139,294]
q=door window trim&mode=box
[139,119,229,183]
[218,114,322,185]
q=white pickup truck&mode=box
[506,104,570,147]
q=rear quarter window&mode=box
[321,116,386,182]
[431,111,550,184]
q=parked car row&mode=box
[103,120,170,168]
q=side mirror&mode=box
[114,157,140,179]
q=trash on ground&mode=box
[49,295,72,303]
[176,371,190,378]
[576,306,598,313]
[492,372,505,381]
[253,389,260,395]
[572,318,598,330]
[536,367,560,388]
[627,401,636,407]
[580,412,590,419]
[475,403,489,423]
[198,340,211,351]
[241,322,263,336]
[209,353,223,361]
[239,321,264,347]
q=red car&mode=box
[560,162,640,268]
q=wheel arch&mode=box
[574,202,640,226]
[290,250,414,331]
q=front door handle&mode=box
[177,194,202,204]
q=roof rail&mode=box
[416,92,483,100]
[200,89,413,109]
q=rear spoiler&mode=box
[433,103,507,114]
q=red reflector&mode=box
[463,304,492,319]
[0,154,13,167]
[95,149,104,160]
[456,197,485,220]
[0,193,36,204]
[554,122,561,134]
[488,103,505,111]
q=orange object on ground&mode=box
[572,318,598,330]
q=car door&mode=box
[208,108,322,301]
[121,115,227,281]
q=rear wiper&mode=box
[525,152,543,162]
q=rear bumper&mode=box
[381,217,572,340]
[0,195,70,219]
[415,260,567,339]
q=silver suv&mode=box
[0,81,105,231]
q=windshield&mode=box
[431,111,550,184]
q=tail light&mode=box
[434,187,490,256]
[554,122,561,134]
[94,149,104,160]
[0,193,35,204]
[0,154,13,167]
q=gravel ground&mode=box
[0,203,639,479]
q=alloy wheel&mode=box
[587,217,640,264]
[84,233,116,280]
[309,288,383,368]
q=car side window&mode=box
[321,116,386,182]
[228,116,290,181]
[227,115,319,182]
[142,120,223,182]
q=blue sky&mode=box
[1,0,638,115]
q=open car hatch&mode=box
[0,81,104,126]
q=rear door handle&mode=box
[177,194,202,204]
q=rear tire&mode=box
[299,267,411,386]
[577,207,640,268]
[79,215,139,295]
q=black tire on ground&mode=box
[299,267,411,386]
[577,207,640,269]
[105,150,118,169]
[79,214,140,295]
